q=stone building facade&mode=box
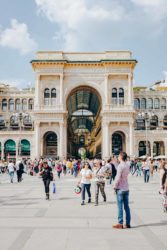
[0,51,166,160]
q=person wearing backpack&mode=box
[39,160,53,200]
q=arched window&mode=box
[154,98,160,109]
[135,118,145,130]
[44,88,50,98]
[112,88,117,105]
[134,98,140,110]
[147,98,153,110]
[28,99,34,110]
[138,141,151,157]
[150,115,158,130]
[0,115,5,130]
[141,98,146,110]
[161,98,166,110]
[51,88,56,98]
[22,99,27,111]
[2,99,7,111]
[119,88,124,105]
[15,99,21,111]
[51,88,56,105]
[23,114,32,124]
[44,88,50,105]
[23,115,33,129]
[9,99,14,111]
[10,115,19,129]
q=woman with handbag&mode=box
[39,160,53,200]
[79,162,92,205]
[94,160,107,206]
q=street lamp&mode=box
[137,111,154,156]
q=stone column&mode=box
[1,143,4,160]
[128,73,132,106]
[105,74,109,105]
[165,141,167,159]
[59,121,64,159]
[35,121,40,158]
[110,133,112,155]
[34,74,40,109]
[63,119,67,159]
[102,120,110,159]
[129,121,134,157]
[16,140,19,161]
[60,74,63,107]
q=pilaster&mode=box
[102,120,110,159]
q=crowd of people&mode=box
[0,154,167,228]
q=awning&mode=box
[21,140,30,151]
[5,140,16,151]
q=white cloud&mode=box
[0,19,37,55]
[35,0,127,50]
[35,0,167,51]
[0,78,33,89]
[131,0,167,20]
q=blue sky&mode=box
[0,0,167,88]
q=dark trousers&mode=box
[17,171,22,182]
[57,171,61,178]
[144,170,150,183]
[43,179,50,194]
[109,175,114,184]
[95,182,106,203]
[81,183,91,201]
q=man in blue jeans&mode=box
[113,152,131,229]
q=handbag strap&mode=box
[96,166,102,175]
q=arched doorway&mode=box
[20,139,30,157]
[4,140,16,160]
[153,141,165,157]
[138,141,151,157]
[66,86,102,159]
[43,132,58,158]
[112,132,125,155]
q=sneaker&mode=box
[88,198,91,203]
[81,201,85,206]
[113,224,123,229]
[104,198,106,202]
[124,225,131,229]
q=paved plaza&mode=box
[0,172,167,250]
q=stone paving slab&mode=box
[0,172,167,250]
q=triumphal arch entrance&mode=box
[31,51,137,159]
